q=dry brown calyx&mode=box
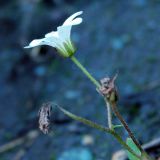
[99,74,119,104]
[38,102,52,134]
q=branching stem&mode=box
[110,103,154,160]
[111,102,143,152]
[56,105,141,159]
[69,55,153,160]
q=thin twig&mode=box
[111,102,143,152]
[110,103,155,160]
[106,101,113,129]
[0,130,39,154]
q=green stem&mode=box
[70,56,100,88]
[56,105,141,159]
[70,56,113,128]
[110,131,141,160]
[111,103,154,160]
[70,55,152,160]
[111,103,143,151]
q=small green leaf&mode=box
[112,124,123,129]
[126,138,141,160]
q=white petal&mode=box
[57,13,83,43]
[63,11,83,26]
[24,37,67,55]
[24,37,57,48]
[57,25,71,42]
[69,17,82,25]
[45,31,59,38]
[57,19,82,43]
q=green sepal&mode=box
[63,41,76,57]
[56,47,69,58]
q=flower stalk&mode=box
[56,105,141,159]
[106,101,113,129]
[111,102,143,151]
[70,56,100,88]
[69,57,153,160]
[111,103,154,160]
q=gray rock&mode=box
[57,148,93,160]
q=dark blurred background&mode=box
[0,0,160,160]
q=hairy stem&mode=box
[111,103,143,152]
[70,56,153,159]
[111,103,154,160]
[70,56,113,129]
[106,101,113,129]
[70,56,100,88]
[56,105,141,159]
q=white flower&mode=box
[24,11,83,57]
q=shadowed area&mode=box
[0,0,160,159]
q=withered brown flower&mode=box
[99,74,118,104]
[38,102,52,134]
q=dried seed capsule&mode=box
[99,74,118,104]
[38,102,52,134]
